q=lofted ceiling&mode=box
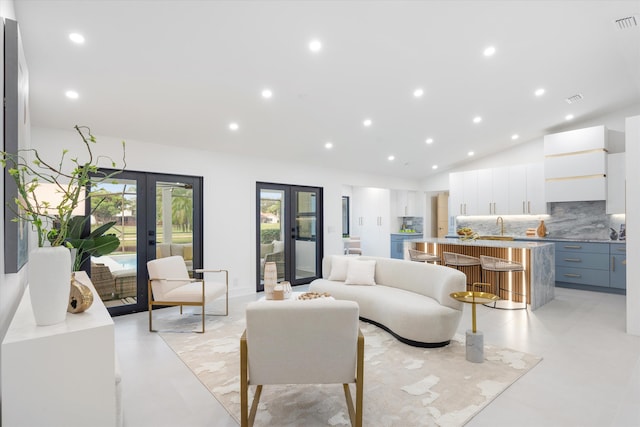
[13,0,640,180]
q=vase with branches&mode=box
[1,125,126,325]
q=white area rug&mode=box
[158,302,541,426]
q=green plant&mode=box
[261,228,281,244]
[1,125,126,247]
[66,216,121,271]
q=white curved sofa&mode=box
[309,255,466,347]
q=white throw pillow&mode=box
[328,256,350,281]
[345,259,376,286]
[272,240,285,253]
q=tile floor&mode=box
[113,286,640,427]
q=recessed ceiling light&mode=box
[325,142,333,149]
[432,165,438,170]
[483,46,496,56]
[65,90,79,99]
[511,134,519,140]
[473,116,482,124]
[261,89,273,99]
[388,155,395,161]
[468,151,475,156]
[228,122,239,131]
[363,118,372,127]
[425,138,434,144]
[69,33,85,44]
[413,88,424,98]
[565,114,574,121]
[534,88,545,97]
[309,39,322,52]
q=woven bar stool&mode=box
[408,248,440,264]
[443,252,481,289]
[479,255,527,310]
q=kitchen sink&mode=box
[476,235,515,241]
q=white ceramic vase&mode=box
[28,246,71,326]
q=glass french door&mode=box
[256,183,323,291]
[85,170,202,316]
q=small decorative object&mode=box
[536,220,547,238]
[298,292,332,300]
[68,273,94,313]
[263,261,277,300]
[272,285,285,300]
[280,281,292,299]
[456,227,473,237]
[609,228,618,241]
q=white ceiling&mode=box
[13,0,640,180]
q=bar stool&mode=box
[479,255,527,310]
[443,252,481,288]
[408,248,440,264]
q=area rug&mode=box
[158,302,541,426]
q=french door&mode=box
[85,170,203,316]
[256,182,323,291]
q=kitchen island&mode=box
[405,238,555,310]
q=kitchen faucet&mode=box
[496,216,504,236]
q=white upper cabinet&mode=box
[607,153,626,214]
[544,125,608,202]
[394,190,421,217]
[507,163,546,214]
[449,170,478,215]
[526,163,547,214]
[451,164,544,217]
[543,125,607,155]
[477,167,509,215]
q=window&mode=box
[342,196,350,237]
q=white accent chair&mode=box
[146,255,228,332]
[240,299,364,427]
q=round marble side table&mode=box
[450,290,499,363]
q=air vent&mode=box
[566,94,584,104]
[614,15,638,30]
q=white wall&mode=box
[626,115,639,336]
[28,126,419,297]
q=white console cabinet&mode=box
[2,271,116,427]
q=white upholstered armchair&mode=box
[240,299,364,427]
[146,255,228,333]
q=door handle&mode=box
[148,240,156,245]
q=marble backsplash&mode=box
[455,201,625,241]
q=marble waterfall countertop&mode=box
[421,237,555,249]
[407,237,555,310]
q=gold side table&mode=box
[450,290,499,363]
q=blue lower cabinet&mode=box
[390,234,422,259]
[610,245,626,290]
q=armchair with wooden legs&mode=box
[240,299,364,427]
[146,255,228,333]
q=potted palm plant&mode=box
[1,125,125,325]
